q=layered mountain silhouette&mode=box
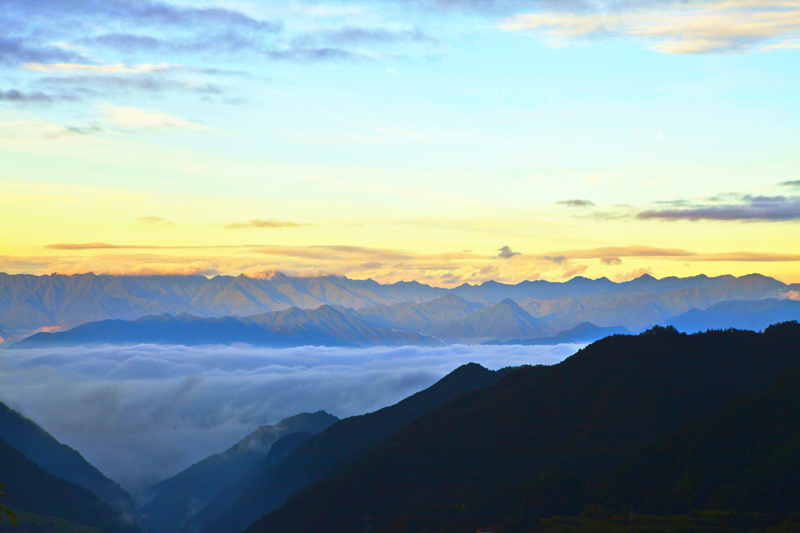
[428,299,552,342]
[139,411,338,533]
[14,306,442,348]
[667,298,800,333]
[0,272,791,338]
[0,402,135,516]
[0,406,139,533]
[245,322,800,533]
[487,322,632,345]
[181,363,511,533]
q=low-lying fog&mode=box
[0,343,578,493]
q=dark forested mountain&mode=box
[487,322,632,345]
[0,402,135,515]
[0,272,790,338]
[139,411,338,533]
[183,363,511,533]
[13,306,442,348]
[247,323,800,533]
[0,435,139,533]
[667,298,800,333]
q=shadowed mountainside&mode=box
[139,411,338,533]
[0,402,135,516]
[245,323,800,533]
[183,363,512,533]
[0,435,139,533]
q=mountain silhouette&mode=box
[429,299,551,342]
[183,363,511,533]
[245,323,800,533]
[486,322,632,345]
[0,402,135,516]
[139,411,337,533]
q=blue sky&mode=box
[1,0,799,284]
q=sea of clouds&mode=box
[0,343,579,493]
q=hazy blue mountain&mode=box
[354,294,485,331]
[519,274,789,331]
[139,411,337,533]
[428,299,552,342]
[0,402,135,515]
[13,306,442,348]
[0,272,789,338]
[183,363,511,533]
[486,322,631,345]
[0,272,446,337]
[246,323,800,533]
[0,434,139,533]
[666,298,800,333]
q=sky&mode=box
[0,342,575,492]
[1,0,799,285]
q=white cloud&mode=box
[100,104,216,132]
[22,62,176,74]
[500,0,800,54]
[0,343,576,492]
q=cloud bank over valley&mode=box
[0,342,575,493]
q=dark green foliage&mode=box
[246,323,800,533]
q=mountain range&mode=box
[1,272,795,340]
[11,276,800,347]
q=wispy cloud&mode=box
[100,104,217,132]
[225,219,303,229]
[556,199,595,208]
[500,0,800,54]
[23,62,175,74]
[637,195,800,222]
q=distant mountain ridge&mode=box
[0,272,792,343]
[14,306,442,348]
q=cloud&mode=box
[781,180,800,188]
[543,254,567,264]
[293,26,434,47]
[0,37,79,66]
[225,219,303,229]
[544,245,694,259]
[496,245,521,259]
[40,74,222,96]
[601,256,622,265]
[139,216,171,225]
[616,266,654,281]
[0,343,575,492]
[556,199,595,208]
[637,195,800,222]
[499,0,800,54]
[266,47,363,62]
[100,104,216,132]
[23,62,175,74]
[561,264,589,279]
[0,89,55,103]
